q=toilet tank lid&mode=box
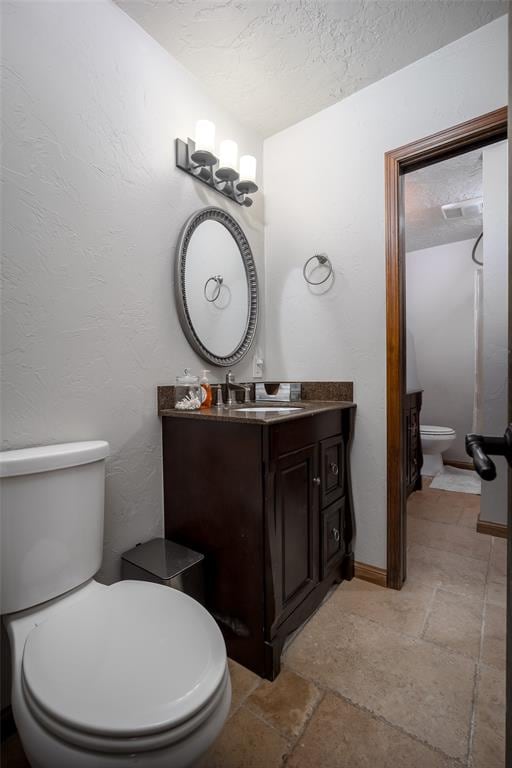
[0,441,109,478]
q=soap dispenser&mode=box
[199,370,212,409]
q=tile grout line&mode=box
[229,666,326,752]
[281,689,328,765]
[237,701,292,743]
[408,534,491,563]
[408,506,476,528]
[465,535,493,768]
[226,669,262,721]
[418,582,439,640]
[401,574,486,602]
[417,631,483,663]
[311,598,485,664]
[416,584,486,662]
[239,685,327,756]
[283,664,467,766]
[407,535,491,565]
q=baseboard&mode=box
[444,459,475,471]
[1,705,16,742]
[476,515,508,539]
[354,561,388,587]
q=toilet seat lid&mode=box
[420,425,456,436]
[22,581,227,739]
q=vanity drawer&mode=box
[320,497,346,578]
[320,435,344,508]
[270,410,342,459]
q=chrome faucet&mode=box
[225,371,251,407]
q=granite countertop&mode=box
[160,400,355,425]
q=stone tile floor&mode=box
[2,481,506,767]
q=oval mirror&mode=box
[175,207,258,367]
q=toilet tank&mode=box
[0,441,109,614]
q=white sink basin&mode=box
[235,406,303,414]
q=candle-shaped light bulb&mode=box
[219,140,238,171]
[191,119,216,166]
[195,120,215,154]
[236,153,258,196]
[239,155,257,183]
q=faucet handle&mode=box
[214,384,224,407]
[226,370,235,384]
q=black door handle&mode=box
[465,424,512,481]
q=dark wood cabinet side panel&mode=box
[340,407,356,578]
[162,417,266,673]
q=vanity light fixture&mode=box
[175,120,258,207]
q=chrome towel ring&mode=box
[204,275,224,302]
[303,254,333,285]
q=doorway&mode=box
[385,106,507,591]
[385,103,509,766]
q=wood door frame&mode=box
[385,106,508,590]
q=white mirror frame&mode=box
[175,207,259,367]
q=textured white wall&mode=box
[263,17,507,569]
[406,240,476,462]
[1,0,264,584]
[480,141,508,526]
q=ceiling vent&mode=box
[441,197,483,220]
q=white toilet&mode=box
[420,425,456,476]
[0,441,231,768]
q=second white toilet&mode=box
[420,425,456,476]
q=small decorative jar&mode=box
[175,369,201,410]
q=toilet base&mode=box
[421,453,444,477]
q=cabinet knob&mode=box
[330,462,339,476]
[312,476,321,486]
[332,527,340,542]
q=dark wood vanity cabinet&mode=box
[405,390,423,497]
[162,406,356,680]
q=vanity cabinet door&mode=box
[320,435,344,508]
[270,444,319,632]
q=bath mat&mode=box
[430,466,481,495]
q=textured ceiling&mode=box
[115,0,507,137]
[404,148,483,253]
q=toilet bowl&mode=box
[420,425,456,476]
[1,442,230,768]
